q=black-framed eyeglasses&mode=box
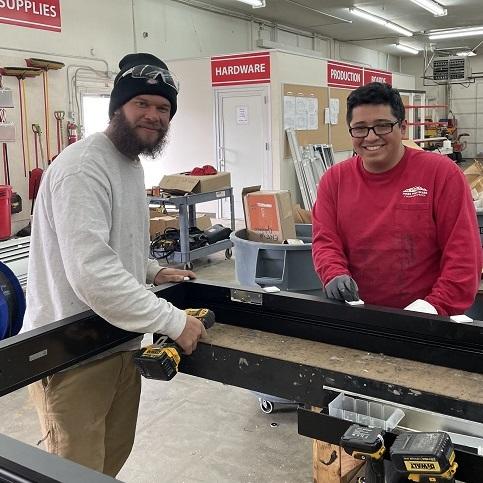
[349,120,400,138]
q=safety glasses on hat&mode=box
[117,65,180,93]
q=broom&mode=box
[25,58,64,164]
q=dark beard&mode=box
[107,110,169,159]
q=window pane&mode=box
[82,95,110,138]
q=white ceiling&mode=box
[203,0,483,56]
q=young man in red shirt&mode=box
[312,82,481,315]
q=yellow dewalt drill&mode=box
[133,308,215,381]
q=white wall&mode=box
[338,42,392,71]
[135,0,253,58]
[393,72,416,91]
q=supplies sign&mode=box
[0,0,61,32]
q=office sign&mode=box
[327,61,363,88]
[211,52,270,86]
[363,68,393,86]
[0,0,61,32]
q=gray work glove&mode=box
[324,275,359,302]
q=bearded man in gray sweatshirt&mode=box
[24,52,205,477]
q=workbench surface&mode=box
[199,323,483,406]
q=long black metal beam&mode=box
[155,281,483,374]
[297,409,483,483]
[0,434,118,482]
[0,311,139,397]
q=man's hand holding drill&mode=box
[175,315,207,355]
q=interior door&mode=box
[215,87,271,219]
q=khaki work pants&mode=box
[29,351,141,477]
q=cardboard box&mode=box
[402,139,423,150]
[242,186,296,244]
[149,206,168,218]
[159,171,231,195]
[293,203,312,224]
[464,160,483,199]
[150,214,212,238]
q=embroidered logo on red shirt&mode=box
[402,186,428,198]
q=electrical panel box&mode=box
[433,57,469,82]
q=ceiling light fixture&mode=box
[428,26,483,40]
[349,7,413,37]
[235,0,266,8]
[395,43,420,55]
[456,50,476,57]
[408,0,447,17]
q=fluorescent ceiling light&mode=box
[428,26,483,40]
[395,43,420,55]
[456,50,476,57]
[236,0,265,7]
[409,0,447,17]
[389,24,415,37]
[349,7,413,37]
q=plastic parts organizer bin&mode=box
[230,224,321,291]
[328,393,405,431]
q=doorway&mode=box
[214,86,272,219]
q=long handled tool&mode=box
[30,124,44,213]
[2,143,9,185]
[25,59,64,164]
[0,67,42,178]
[54,110,65,157]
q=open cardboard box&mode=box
[464,160,483,200]
[242,186,296,244]
[159,171,231,195]
[402,139,424,150]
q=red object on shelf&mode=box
[202,165,217,175]
[190,165,218,176]
[190,167,205,176]
[0,185,12,241]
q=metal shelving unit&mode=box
[149,188,235,269]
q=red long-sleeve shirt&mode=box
[312,147,481,315]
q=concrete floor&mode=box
[0,237,314,483]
